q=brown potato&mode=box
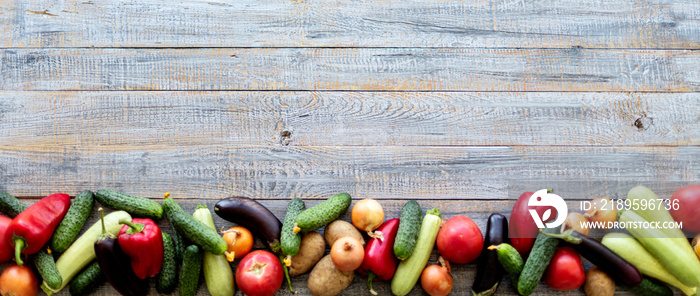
[324,220,365,247]
[584,267,615,296]
[289,231,326,277]
[307,255,354,296]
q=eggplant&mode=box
[214,196,283,253]
[472,213,508,296]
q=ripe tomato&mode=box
[235,250,283,296]
[669,185,700,232]
[510,191,558,258]
[544,247,585,291]
[0,265,39,296]
[436,215,483,264]
[222,226,254,260]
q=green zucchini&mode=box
[624,278,673,296]
[393,200,422,260]
[294,193,351,232]
[163,195,227,255]
[41,210,132,295]
[95,189,163,219]
[0,191,27,217]
[627,186,686,239]
[179,244,204,296]
[390,208,441,296]
[193,204,235,296]
[517,227,561,296]
[156,232,178,294]
[33,247,62,290]
[489,243,524,287]
[50,190,95,253]
[68,261,105,296]
[281,198,306,263]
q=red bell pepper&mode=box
[0,216,13,263]
[357,218,400,295]
[5,193,70,265]
[118,218,164,279]
[509,190,558,258]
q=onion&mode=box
[585,197,617,228]
[330,236,364,272]
[421,257,453,296]
[693,234,699,259]
[563,212,590,236]
[351,199,385,240]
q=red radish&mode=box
[330,236,364,272]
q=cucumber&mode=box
[163,193,187,262]
[0,191,27,217]
[294,193,351,232]
[193,204,235,296]
[390,208,441,296]
[95,189,163,219]
[517,227,561,296]
[41,210,132,295]
[33,247,62,290]
[281,198,306,262]
[624,278,673,296]
[156,232,178,294]
[68,261,105,296]
[163,195,227,255]
[50,190,95,253]
[393,200,422,260]
[489,243,524,287]
[171,229,186,262]
[602,232,697,296]
[179,244,204,296]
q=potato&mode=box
[584,267,615,296]
[289,231,325,277]
[324,220,365,247]
[307,255,354,296]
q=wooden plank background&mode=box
[1,0,698,295]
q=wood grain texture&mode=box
[1,0,699,49]
[0,198,642,296]
[2,48,700,91]
[0,145,696,200]
[1,91,697,147]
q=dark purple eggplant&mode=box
[94,209,148,296]
[472,213,509,296]
[214,196,283,253]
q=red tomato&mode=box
[235,250,283,296]
[544,247,585,291]
[0,265,39,296]
[669,185,700,232]
[436,216,483,264]
[510,191,558,258]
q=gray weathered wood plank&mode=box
[0,146,696,201]
[1,91,697,147]
[1,0,699,49]
[2,48,699,91]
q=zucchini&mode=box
[489,243,524,288]
[293,193,351,232]
[517,227,561,296]
[627,186,685,239]
[163,195,227,255]
[95,189,163,219]
[281,198,306,263]
[624,278,673,296]
[0,191,27,217]
[156,232,178,294]
[390,208,441,296]
[393,200,422,260]
[50,190,95,253]
[179,244,204,296]
[69,261,105,296]
[193,204,235,296]
[33,247,62,290]
[602,232,696,296]
[41,210,132,295]
[619,210,700,287]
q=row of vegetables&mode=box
[0,185,698,296]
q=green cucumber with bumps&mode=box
[156,232,178,294]
[0,192,27,217]
[489,243,524,287]
[294,193,351,232]
[517,227,561,296]
[281,198,306,263]
[50,190,95,253]
[179,244,204,296]
[163,194,227,255]
[393,200,422,260]
[33,247,62,290]
[95,189,163,219]
[624,278,673,296]
[68,261,105,296]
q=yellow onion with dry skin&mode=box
[585,197,617,229]
[351,199,385,240]
[563,212,590,236]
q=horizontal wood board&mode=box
[0,91,698,147]
[2,48,700,91]
[1,0,700,49]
